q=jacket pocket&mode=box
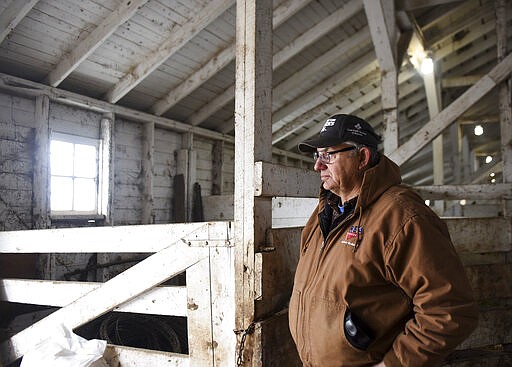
[308,297,372,365]
[343,309,374,351]
[289,288,301,344]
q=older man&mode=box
[289,114,478,367]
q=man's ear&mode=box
[358,147,371,170]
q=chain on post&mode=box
[234,322,255,366]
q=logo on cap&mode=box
[321,118,337,132]
[354,123,362,130]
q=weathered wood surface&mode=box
[233,1,273,366]
[0,238,207,365]
[414,183,512,200]
[203,195,317,228]
[103,345,189,367]
[32,95,50,229]
[0,279,188,316]
[389,52,512,166]
[253,310,301,367]
[254,161,319,198]
[255,228,301,319]
[445,217,512,253]
[0,222,231,253]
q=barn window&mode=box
[50,133,101,214]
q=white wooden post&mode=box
[496,0,512,215]
[32,95,50,229]
[98,113,115,281]
[234,0,273,365]
[99,113,114,224]
[423,62,445,214]
[364,0,399,154]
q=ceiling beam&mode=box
[272,60,379,144]
[389,52,512,166]
[0,0,39,44]
[442,75,484,88]
[149,0,317,116]
[395,0,464,11]
[186,0,363,126]
[280,10,499,151]
[45,0,149,87]
[104,0,234,103]
[424,0,493,49]
[282,68,418,150]
[271,51,377,134]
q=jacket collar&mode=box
[318,155,401,211]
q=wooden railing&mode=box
[0,221,236,367]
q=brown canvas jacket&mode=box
[289,155,478,367]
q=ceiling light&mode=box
[424,199,430,206]
[420,57,434,75]
[490,172,496,177]
[474,125,484,136]
[459,199,466,206]
[485,155,493,164]
[491,178,496,184]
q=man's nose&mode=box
[314,158,326,171]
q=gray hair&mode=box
[346,141,381,168]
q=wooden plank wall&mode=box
[0,93,35,231]
[444,217,512,366]
[0,91,237,230]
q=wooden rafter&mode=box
[389,52,512,166]
[282,68,417,150]
[45,0,149,87]
[0,0,39,44]
[281,10,499,151]
[104,0,234,103]
[149,0,316,116]
[186,0,363,127]
[396,0,465,11]
[271,51,378,138]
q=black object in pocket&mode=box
[344,310,374,350]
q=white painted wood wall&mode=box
[0,91,238,230]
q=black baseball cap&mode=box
[298,114,382,153]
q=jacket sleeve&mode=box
[382,214,479,367]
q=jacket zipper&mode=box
[299,211,356,362]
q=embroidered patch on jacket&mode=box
[341,226,363,248]
[345,225,363,240]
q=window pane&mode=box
[51,140,74,176]
[74,144,97,178]
[74,178,96,211]
[51,176,73,211]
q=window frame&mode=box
[49,132,103,217]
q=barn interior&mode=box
[0,0,511,366]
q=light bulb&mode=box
[420,57,434,75]
[485,155,492,164]
[474,125,483,136]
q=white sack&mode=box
[20,324,107,367]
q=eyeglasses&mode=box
[313,146,357,164]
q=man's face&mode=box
[314,143,362,198]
